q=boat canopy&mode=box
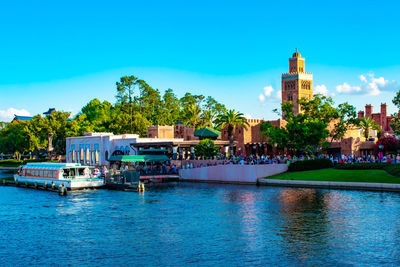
[108,155,170,162]
[24,162,83,170]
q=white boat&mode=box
[14,162,104,190]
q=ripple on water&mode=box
[1,179,400,266]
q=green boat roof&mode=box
[194,127,221,137]
[108,155,170,162]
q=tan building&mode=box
[147,122,197,140]
[220,50,395,157]
[281,49,313,115]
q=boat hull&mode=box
[14,175,104,190]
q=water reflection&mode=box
[1,179,400,266]
[277,188,330,263]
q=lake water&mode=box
[1,170,400,266]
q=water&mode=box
[1,170,400,266]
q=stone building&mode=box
[281,49,313,115]
[221,50,395,157]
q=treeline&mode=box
[0,75,228,157]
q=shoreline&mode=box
[258,178,400,192]
[0,167,18,171]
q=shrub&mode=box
[0,159,23,167]
[334,163,387,170]
[383,165,400,177]
[335,163,400,177]
[288,158,333,172]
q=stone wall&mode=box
[179,164,288,184]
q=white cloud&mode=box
[244,114,253,119]
[360,75,367,83]
[275,90,282,100]
[263,86,274,97]
[336,82,362,94]
[314,84,328,96]
[259,85,281,103]
[336,74,398,96]
[0,108,31,122]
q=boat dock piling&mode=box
[1,178,68,196]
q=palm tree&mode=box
[358,117,381,140]
[215,110,249,156]
[185,104,202,128]
[200,110,216,128]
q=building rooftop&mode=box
[194,127,221,138]
[13,115,33,121]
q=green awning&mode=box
[194,127,221,137]
[108,155,170,162]
[139,148,169,153]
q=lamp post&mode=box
[207,143,210,159]
[379,144,384,163]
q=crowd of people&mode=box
[102,152,400,178]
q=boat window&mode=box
[63,168,74,178]
[78,168,85,176]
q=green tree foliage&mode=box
[0,75,228,156]
[215,110,249,156]
[358,117,381,140]
[391,89,400,136]
[0,121,33,159]
[261,95,357,155]
[80,98,113,132]
[194,139,219,159]
[162,89,181,125]
[329,102,358,142]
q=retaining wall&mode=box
[179,164,288,184]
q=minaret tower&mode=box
[281,49,313,115]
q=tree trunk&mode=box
[228,125,234,157]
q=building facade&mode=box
[281,49,313,115]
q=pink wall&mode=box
[179,164,288,184]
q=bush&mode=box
[0,159,23,167]
[383,165,400,177]
[334,163,387,170]
[288,158,333,172]
[335,163,400,177]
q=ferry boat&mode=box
[14,162,104,190]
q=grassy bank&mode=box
[267,168,400,184]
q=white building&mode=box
[66,133,182,166]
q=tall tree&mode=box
[162,88,181,125]
[261,95,354,155]
[80,98,113,132]
[215,110,249,156]
[329,102,358,142]
[391,89,400,135]
[185,104,202,128]
[116,75,138,133]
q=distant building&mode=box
[281,49,313,115]
[11,115,34,123]
[12,108,57,123]
[66,123,230,166]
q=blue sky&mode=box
[1,0,400,121]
